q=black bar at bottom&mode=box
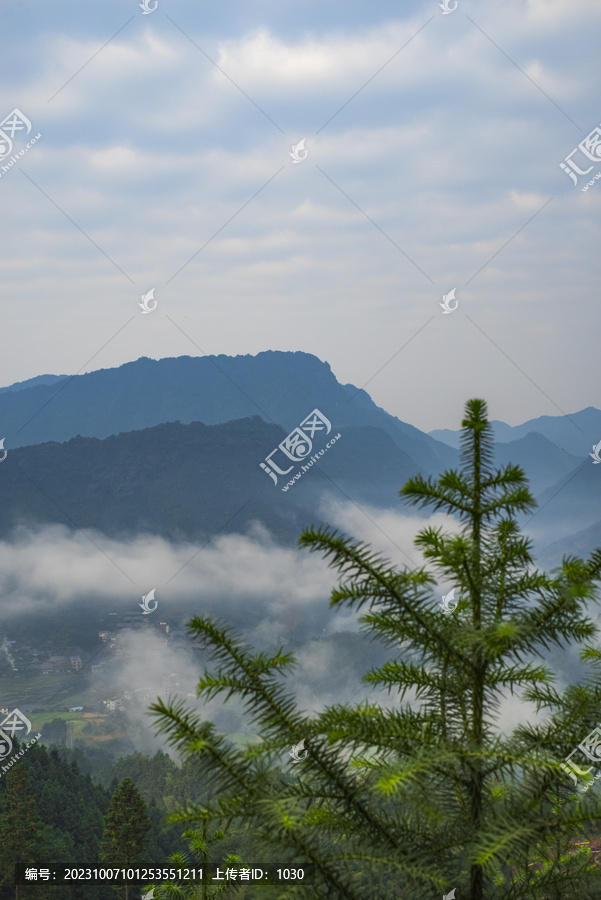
[15,863,315,885]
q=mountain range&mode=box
[0,352,598,567]
[0,352,455,474]
[430,406,601,458]
[0,417,432,546]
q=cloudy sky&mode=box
[1,0,600,432]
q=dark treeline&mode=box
[0,740,196,899]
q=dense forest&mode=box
[0,741,191,899]
[0,738,276,899]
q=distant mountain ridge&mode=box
[0,352,457,476]
[0,373,68,393]
[518,458,600,544]
[0,412,592,559]
[492,432,580,495]
[430,406,601,457]
[0,417,436,545]
[0,352,597,567]
[540,517,601,568]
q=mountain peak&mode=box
[0,351,455,474]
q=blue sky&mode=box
[1,0,600,431]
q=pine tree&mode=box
[99,778,151,900]
[153,819,244,899]
[0,759,43,900]
[150,398,601,899]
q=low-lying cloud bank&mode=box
[0,501,462,632]
[0,499,595,752]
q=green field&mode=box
[5,709,129,744]
[26,710,87,731]
[0,703,123,744]
[0,676,261,749]
[0,673,96,711]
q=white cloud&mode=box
[214,25,404,87]
[89,146,139,171]
[0,505,462,623]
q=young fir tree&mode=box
[99,777,151,900]
[153,819,245,899]
[150,399,601,900]
[0,759,43,900]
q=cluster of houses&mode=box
[98,618,176,652]
[0,643,84,675]
[1,612,198,718]
[99,674,182,714]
